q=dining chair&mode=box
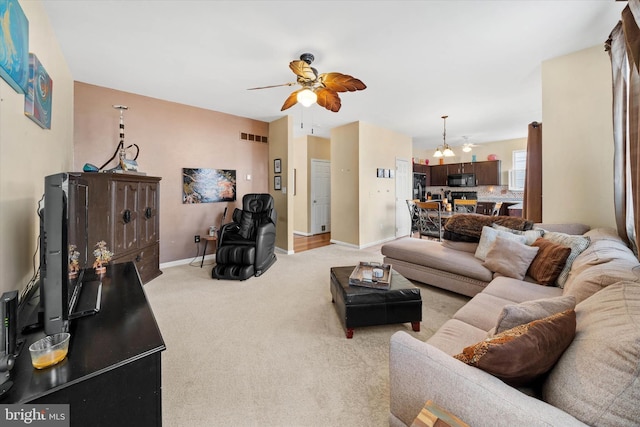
[454,199,477,214]
[415,201,443,241]
[406,199,420,237]
[492,202,503,216]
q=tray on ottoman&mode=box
[330,266,422,339]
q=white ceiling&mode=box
[41,0,625,150]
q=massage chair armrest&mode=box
[389,332,587,427]
[218,221,240,245]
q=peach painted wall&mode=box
[74,82,270,264]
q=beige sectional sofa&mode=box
[381,226,640,426]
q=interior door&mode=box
[311,159,331,235]
[396,158,412,237]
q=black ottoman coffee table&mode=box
[330,266,422,338]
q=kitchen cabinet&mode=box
[473,160,501,185]
[412,163,429,174]
[448,162,474,174]
[429,164,449,186]
[81,173,162,284]
[428,160,501,186]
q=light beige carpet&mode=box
[144,243,469,427]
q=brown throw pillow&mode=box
[454,309,576,386]
[482,236,539,280]
[527,238,572,285]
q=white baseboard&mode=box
[275,246,294,255]
[160,254,215,269]
[330,236,396,250]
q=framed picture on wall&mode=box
[182,168,237,203]
[274,175,282,190]
[377,168,384,178]
[274,158,282,174]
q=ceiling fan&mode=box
[462,136,478,152]
[247,53,366,112]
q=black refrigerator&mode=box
[413,173,427,201]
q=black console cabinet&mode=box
[5,262,166,427]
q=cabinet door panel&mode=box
[430,164,449,186]
[474,160,501,185]
[139,182,159,247]
[113,181,139,252]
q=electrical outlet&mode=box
[194,235,200,243]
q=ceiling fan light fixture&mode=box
[462,145,472,153]
[297,88,317,107]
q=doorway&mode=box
[311,159,331,235]
[395,158,412,237]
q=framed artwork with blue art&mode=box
[24,53,52,129]
[182,168,237,204]
[0,0,29,94]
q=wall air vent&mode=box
[240,132,268,143]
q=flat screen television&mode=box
[40,172,90,335]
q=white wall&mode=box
[542,45,616,228]
[0,0,74,295]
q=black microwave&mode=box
[447,173,476,187]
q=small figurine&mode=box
[93,240,113,274]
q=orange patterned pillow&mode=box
[527,238,571,285]
[454,309,576,386]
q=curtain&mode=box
[608,0,640,255]
[523,122,542,222]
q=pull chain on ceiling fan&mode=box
[247,53,366,112]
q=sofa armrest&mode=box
[389,332,587,427]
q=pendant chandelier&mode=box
[433,115,455,157]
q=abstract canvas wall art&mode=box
[0,0,29,93]
[182,168,236,204]
[24,53,52,129]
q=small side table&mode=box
[201,235,217,268]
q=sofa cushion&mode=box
[493,295,576,335]
[441,239,478,254]
[475,226,528,261]
[426,318,489,356]
[454,309,576,386]
[570,231,637,272]
[482,237,539,280]
[453,293,516,332]
[535,223,591,235]
[562,258,640,304]
[482,277,563,303]
[527,238,572,286]
[492,224,544,245]
[543,282,640,426]
[542,231,590,288]
[381,238,493,282]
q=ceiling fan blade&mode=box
[247,82,295,90]
[319,73,366,92]
[280,89,301,111]
[316,88,341,112]
[289,60,317,82]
